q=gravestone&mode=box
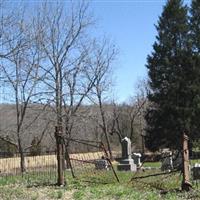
[117,137,137,171]
[193,163,200,180]
[95,157,110,170]
[173,151,183,170]
[132,153,142,167]
[161,151,173,171]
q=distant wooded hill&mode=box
[0,103,146,154]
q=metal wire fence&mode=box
[65,138,119,184]
[131,143,200,191]
[0,139,120,186]
[0,151,57,185]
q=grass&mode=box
[48,190,63,199]
[0,152,105,174]
[191,159,200,165]
[143,159,200,168]
[143,162,161,168]
[0,165,199,200]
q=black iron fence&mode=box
[65,138,120,183]
[0,139,120,185]
[0,151,57,185]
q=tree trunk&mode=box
[98,95,113,160]
[181,133,192,191]
[55,126,65,186]
[20,151,26,174]
[18,140,26,173]
[55,64,65,186]
[104,128,113,160]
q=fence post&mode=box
[181,133,192,191]
[141,134,145,154]
[55,126,65,186]
[65,148,75,178]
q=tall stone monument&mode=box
[117,137,137,171]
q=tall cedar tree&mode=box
[145,0,196,151]
[189,0,200,140]
[190,0,200,53]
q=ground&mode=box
[0,163,200,200]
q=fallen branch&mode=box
[131,169,179,181]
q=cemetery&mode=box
[0,0,200,199]
[0,134,200,199]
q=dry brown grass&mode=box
[0,151,111,174]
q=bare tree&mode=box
[112,78,148,152]
[34,1,100,185]
[0,8,48,172]
[62,42,101,141]
[0,0,118,177]
[86,39,117,160]
[0,2,22,58]
[35,1,94,128]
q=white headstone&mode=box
[132,153,142,167]
[117,137,137,172]
[121,137,132,159]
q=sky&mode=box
[0,0,191,104]
[90,0,189,103]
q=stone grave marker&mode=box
[132,153,142,167]
[193,163,200,180]
[117,137,137,171]
[161,151,173,171]
[95,156,110,170]
[173,151,183,170]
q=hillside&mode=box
[0,103,145,154]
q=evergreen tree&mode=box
[145,0,195,151]
[190,0,200,53]
[189,0,200,140]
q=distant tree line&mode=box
[0,100,147,155]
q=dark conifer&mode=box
[190,0,200,53]
[145,0,194,150]
[189,0,200,141]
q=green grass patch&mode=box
[190,159,200,165]
[48,190,63,199]
[0,167,199,200]
[143,162,161,168]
